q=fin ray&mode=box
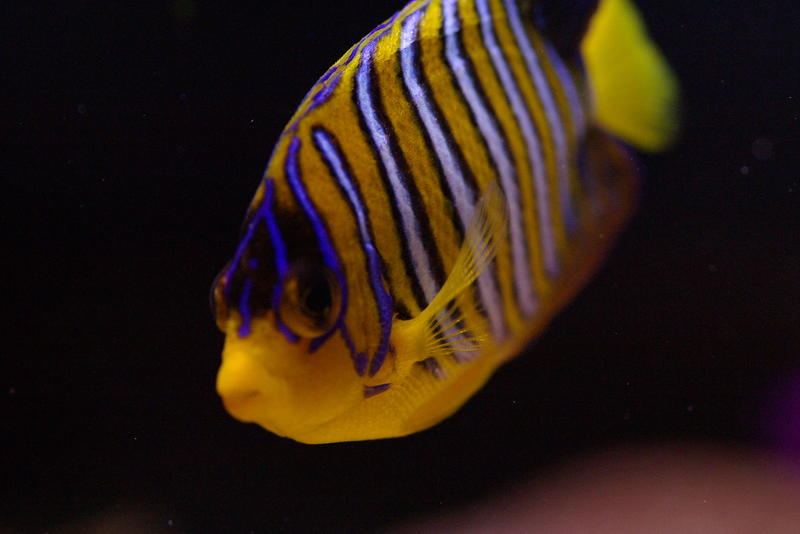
[396,182,507,368]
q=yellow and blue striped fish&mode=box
[211,0,678,443]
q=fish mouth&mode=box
[218,382,298,435]
[215,351,310,436]
[217,383,326,439]
[215,319,364,441]
[220,389,266,423]
[215,350,278,424]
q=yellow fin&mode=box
[394,182,507,368]
[581,0,679,152]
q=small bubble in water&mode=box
[167,519,174,527]
[752,138,774,160]
[77,103,87,115]
[740,165,749,175]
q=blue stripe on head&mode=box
[312,76,340,107]
[366,239,393,376]
[364,383,392,398]
[339,323,368,377]
[310,128,393,377]
[237,278,254,337]
[260,179,300,343]
[231,178,300,341]
[285,136,363,374]
[224,208,260,303]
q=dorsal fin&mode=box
[529,0,600,57]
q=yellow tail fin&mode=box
[581,0,679,152]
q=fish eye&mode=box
[279,261,341,338]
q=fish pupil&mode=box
[280,261,341,338]
[300,274,332,324]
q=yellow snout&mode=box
[215,314,364,441]
[216,350,290,424]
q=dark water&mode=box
[4,1,799,532]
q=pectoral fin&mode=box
[393,182,507,370]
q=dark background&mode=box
[4,1,799,532]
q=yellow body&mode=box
[213,0,678,443]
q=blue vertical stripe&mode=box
[285,136,365,374]
[312,127,394,376]
[261,179,300,343]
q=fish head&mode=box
[210,147,513,443]
[210,178,372,441]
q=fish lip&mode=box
[220,389,267,423]
[220,386,352,440]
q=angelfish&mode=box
[211,0,678,443]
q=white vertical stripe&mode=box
[544,41,587,141]
[400,9,506,338]
[442,0,538,319]
[401,9,474,224]
[504,0,576,232]
[475,0,559,281]
[356,37,439,302]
